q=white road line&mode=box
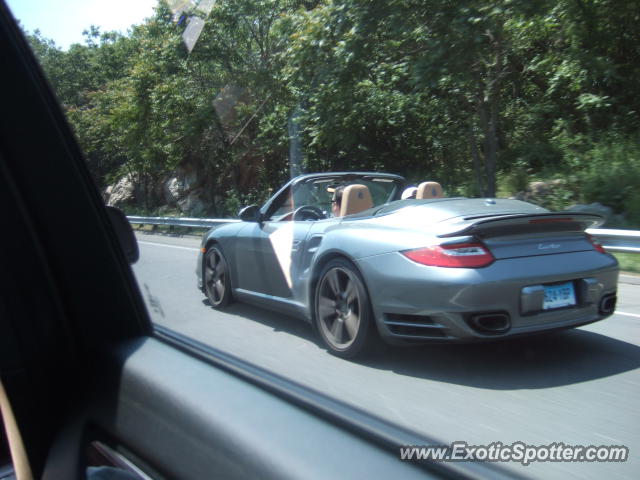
[615,311,640,319]
[138,241,199,252]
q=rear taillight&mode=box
[402,242,495,268]
[586,233,607,254]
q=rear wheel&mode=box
[314,258,378,358]
[203,246,232,308]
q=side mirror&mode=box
[238,205,261,222]
[106,206,139,264]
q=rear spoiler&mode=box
[437,212,605,238]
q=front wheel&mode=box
[203,246,233,308]
[314,258,378,358]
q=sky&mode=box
[6,0,158,49]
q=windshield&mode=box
[7,1,639,479]
[268,174,404,220]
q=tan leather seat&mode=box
[340,184,373,216]
[416,181,444,199]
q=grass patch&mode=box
[612,252,640,275]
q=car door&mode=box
[238,219,314,299]
[234,186,315,299]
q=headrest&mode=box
[416,181,444,199]
[340,184,373,216]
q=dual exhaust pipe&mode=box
[599,294,617,315]
[469,312,511,334]
[469,293,616,335]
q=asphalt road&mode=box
[133,231,640,480]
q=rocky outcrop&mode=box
[106,174,137,208]
[163,169,206,216]
[177,190,207,216]
[512,179,568,207]
[526,179,565,201]
[106,168,208,215]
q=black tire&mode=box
[203,245,233,308]
[314,258,379,358]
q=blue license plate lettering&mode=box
[543,282,576,310]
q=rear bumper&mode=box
[356,250,619,345]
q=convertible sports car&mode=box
[196,172,619,358]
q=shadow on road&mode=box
[200,299,640,390]
[361,328,640,390]
[201,299,320,344]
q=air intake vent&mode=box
[384,313,446,338]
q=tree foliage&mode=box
[24,0,640,219]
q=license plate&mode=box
[543,282,576,310]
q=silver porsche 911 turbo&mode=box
[196,172,619,358]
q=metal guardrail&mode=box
[126,216,639,253]
[127,216,239,229]
[585,228,640,254]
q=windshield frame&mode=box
[261,172,407,221]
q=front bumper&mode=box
[356,250,619,345]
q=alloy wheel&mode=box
[317,266,362,350]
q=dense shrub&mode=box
[565,135,640,227]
